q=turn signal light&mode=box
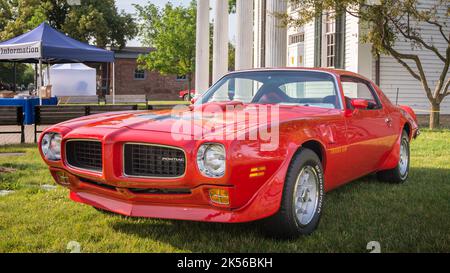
[54,171,70,186]
[249,166,266,178]
[209,189,230,206]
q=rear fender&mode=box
[399,105,419,139]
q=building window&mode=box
[176,75,187,81]
[325,12,336,68]
[134,69,146,80]
[289,33,304,45]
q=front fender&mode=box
[378,132,402,171]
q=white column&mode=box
[265,0,287,67]
[235,0,254,102]
[195,0,210,96]
[236,0,253,70]
[212,0,229,84]
[253,0,263,68]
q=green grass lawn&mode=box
[0,130,449,253]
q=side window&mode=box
[341,77,381,110]
[278,81,340,109]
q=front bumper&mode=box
[43,128,290,223]
[71,191,243,223]
[50,167,282,223]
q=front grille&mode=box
[124,144,186,178]
[128,188,191,195]
[79,177,115,190]
[66,140,102,172]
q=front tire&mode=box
[264,148,324,238]
[377,130,410,183]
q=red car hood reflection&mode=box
[59,103,338,137]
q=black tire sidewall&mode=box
[284,149,324,235]
[398,131,410,181]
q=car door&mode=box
[341,76,396,181]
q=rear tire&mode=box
[263,148,324,238]
[377,130,410,183]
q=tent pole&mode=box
[39,59,43,105]
[112,62,116,105]
[34,64,38,95]
[47,62,51,85]
[105,63,109,97]
[13,62,17,92]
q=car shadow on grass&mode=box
[109,167,449,252]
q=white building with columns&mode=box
[195,0,449,114]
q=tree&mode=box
[0,0,13,32]
[229,0,236,13]
[135,1,197,99]
[0,63,34,88]
[0,0,137,48]
[0,0,38,89]
[1,0,136,90]
[63,0,136,48]
[285,0,449,129]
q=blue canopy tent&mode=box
[0,22,116,103]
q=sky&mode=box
[115,0,237,47]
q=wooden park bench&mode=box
[58,96,101,105]
[34,105,87,142]
[105,95,149,107]
[88,105,138,115]
[148,104,187,111]
[0,106,25,143]
[34,105,140,142]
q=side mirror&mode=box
[350,99,369,110]
[190,97,197,104]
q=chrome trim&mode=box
[196,142,226,178]
[41,132,62,161]
[64,139,103,174]
[122,142,187,179]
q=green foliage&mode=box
[228,42,235,71]
[0,63,34,87]
[0,0,137,48]
[135,1,196,83]
[62,0,136,48]
[229,0,236,13]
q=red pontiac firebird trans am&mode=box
[39,68,419,237]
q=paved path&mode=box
[0,125,49,145]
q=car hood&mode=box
[59,103,338,137]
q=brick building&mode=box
[108,47,190,101]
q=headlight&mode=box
[41,133,62,161]
[197,143,226,178]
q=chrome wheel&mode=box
[293,166,319,226]
[399,138,409,177]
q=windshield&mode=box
[198,70,342,109]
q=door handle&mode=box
[385,118,392,126]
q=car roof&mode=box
[229,67,372,82]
